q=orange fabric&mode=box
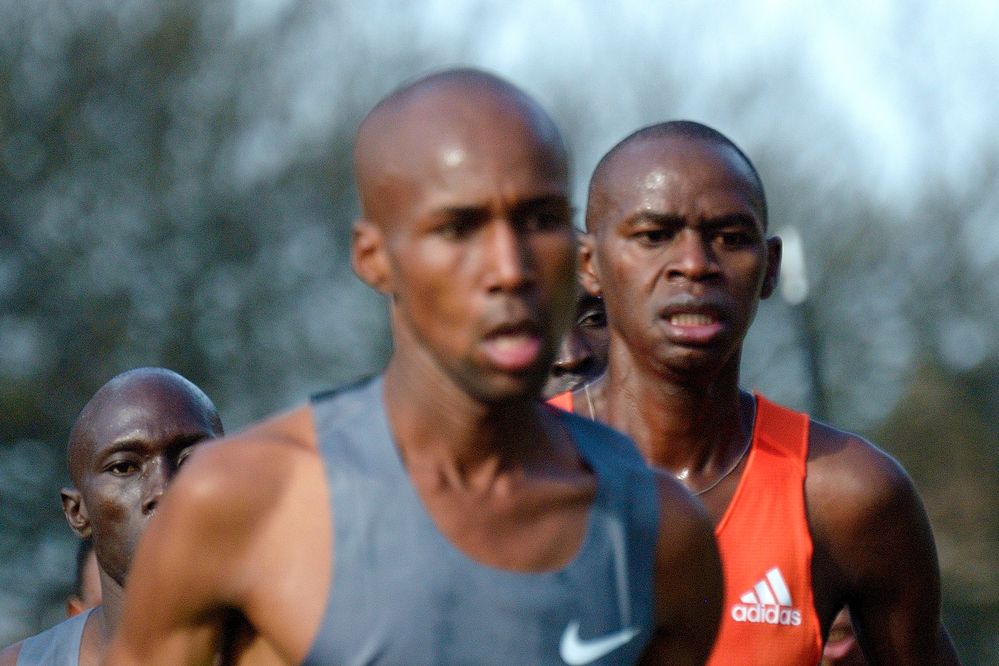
[546,391,574,413]
[547,389,823,664]
[707,394,822,665]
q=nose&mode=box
[550,329,594,377]
[141,461,169,515]
[485,221,534,293]
[667,229,719,281]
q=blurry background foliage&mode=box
[1,0,996,661]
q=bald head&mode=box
[67,367,222,485]
[353,69,569,226]
[586,121,767,233]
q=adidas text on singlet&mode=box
[304,376,658,665]
[15,608,93,666]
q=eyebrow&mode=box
[96,432,212,461]
[432,195,570,216]
[621,212,684,228]
[622,211,759,229]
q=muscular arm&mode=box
[809,424,960,665]
[104,440,258,665]
[642,473,723,665]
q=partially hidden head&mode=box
[542,285,608,398]
[61,367,223,590]
[351,69,578,403]
[581,121,781,382]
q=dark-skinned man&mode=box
[105,70,723,665]
[0,367,223,666]
[543,286,609,398]
[550,121,960,664]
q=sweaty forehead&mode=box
[588,136,764,232]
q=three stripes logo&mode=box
[729,567,802,627]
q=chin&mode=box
[469,372,547,406]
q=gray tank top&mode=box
[304,376,658,665]
[15,607,93,666]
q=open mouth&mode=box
[660,305,725,344]
[667,312,717,327]
[481,324,544,372]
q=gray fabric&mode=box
[304,376,658,666]
[15,608,93,666]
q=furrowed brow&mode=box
[622,211,684,228]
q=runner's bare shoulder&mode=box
[155,404,322,555]
[806,421,918,535]
[804,419,936,595]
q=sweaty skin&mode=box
[572,123,960,664]
[0,367,222,666]
[105,72,722,665]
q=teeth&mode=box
[669,313,714,326]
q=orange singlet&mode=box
[547,391,824,665]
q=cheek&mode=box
[583,329,610,363]
[87,483,140,536]
[729,256,769,296]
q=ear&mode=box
[761,235,782,299]
[66,596,85,617]
[351,218,391,294]
[61,487,91,539]
[578,233,603,297]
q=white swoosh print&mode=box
[559,620,641,665]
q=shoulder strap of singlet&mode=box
[752,393,810,463]
[15,607,93,666]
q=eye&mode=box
[106,460,140,476]
[714,230,756,248]
[435,210,484,240]
[632,228,671,245]
[176,446,196,468]
[520,207,568,233]
[577,305,607,329]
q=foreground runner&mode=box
[106,70,722,665]
[553,121,960,664]
[0,368,222,666]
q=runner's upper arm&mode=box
[105,438,272,665]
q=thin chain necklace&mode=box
[685,434,751,496]
[583,382,753,496]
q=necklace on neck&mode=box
[683,434,752,496]
[582,382,753,496]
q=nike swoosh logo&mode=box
[559,620,640,665]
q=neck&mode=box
[596,344,753,483]
[93,573,125,646]
[382,354,556,490]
